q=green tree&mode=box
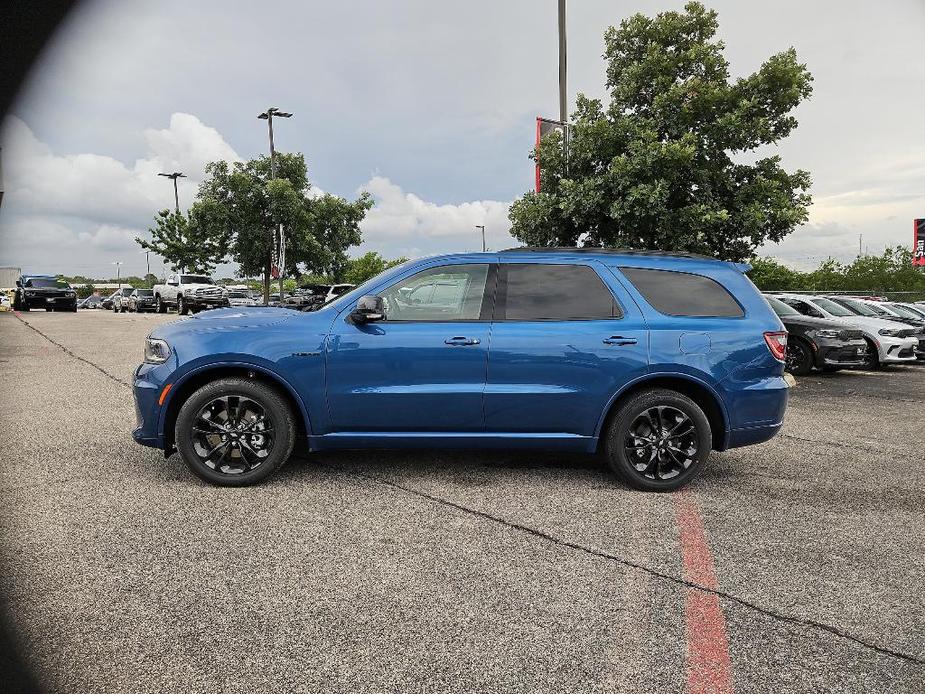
[190,153,372,299]
[136,210,224,274]
[144,273,159,288]
[342,252,408,285]
[509,2,813,261]
[746,257,801,291]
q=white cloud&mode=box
[356,175,515,257]
[0,113,242,276]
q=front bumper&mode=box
[816,338,868,367]
[877,335,919,363]
[24,295,77,309]
[132,362,169,449]
[187,296,230,310]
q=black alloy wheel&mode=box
[785,339,813,376]
[605,389,710,492]
[175,378,295,486]
[863,338,881,370]
[178,295,188,315]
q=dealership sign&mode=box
[535,117,567,193]
[915,219,925,266]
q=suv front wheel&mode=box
[604,389,711,492]
[175,378,296,486]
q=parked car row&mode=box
[764,292,925,374]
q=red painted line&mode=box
[675,488,733,694]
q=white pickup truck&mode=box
[152,273,229,315]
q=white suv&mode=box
[772,293,918,368]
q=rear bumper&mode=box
[727,421,784,448]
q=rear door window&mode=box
[497,263,620,320]
[619,267,744,318]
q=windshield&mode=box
[887,303,920,319]
[765,296,800,317]
[136,289,153,296]
[180,275,213,285]
[227,291,247,298]
[812,297,854,317]
[324,259,417,311]
[27,278,70,289]
[896,303,925,318]
[834,297,878,317]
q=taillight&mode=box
[764,331,788,361]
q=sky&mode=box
[1,0,924,279]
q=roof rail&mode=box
[499,246,717,261]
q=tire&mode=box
[604,389,711,492]
[785,338,814,376]
[156,295,166,314]
[178,295,188,315]
[863,338,881,370]
[175,377,296,486]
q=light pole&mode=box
[558,0,567,124]
[112,261,123,290]
[157,171,186,213]
[475,225,486,252]
[258,107,293,305]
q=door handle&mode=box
[602,336,638,346]
[445,336,480,346]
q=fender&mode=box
[156,359,313,439]
[592,370,731,447]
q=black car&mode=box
[13,274,78,312]
[765,295,867,375]
[128,288,156,312]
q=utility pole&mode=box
[112,261,123,290]
[558,0,567,124]
[157,172,185,213]
[475,225,486,252]
[258,107,293,305]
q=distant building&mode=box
[0,266,22,289]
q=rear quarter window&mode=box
[619,267,744,318]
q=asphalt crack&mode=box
[12,312,924,668]
[330,465,925,667]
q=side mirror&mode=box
[350,295,385,324]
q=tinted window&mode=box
[181,275,213,284]
[781,298,823,318]
[27,278,70,289]
[620,267,743,318]
[499,264,620,320]
[811,297,854,317]
[765,296,800,317]
[380,264,489,321]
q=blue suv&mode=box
[133,249,789,491]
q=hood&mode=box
[150,307,299,340]
[778,314,845,331]
[823,314,909,332]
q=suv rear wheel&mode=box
[175,378,296,486]
[178,295,188,315]
[604,389,711,492]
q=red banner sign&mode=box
[915,219,925,266]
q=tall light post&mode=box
[157,171,186,213]
[258,107,293,305]
[112,261,123,290]
[475,225,486,252]
[558,0,567,124]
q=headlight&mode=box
[879,328,901,337]
[812,329,840,339]
[144,338,171,364]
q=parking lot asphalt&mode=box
[0,309,923,693]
